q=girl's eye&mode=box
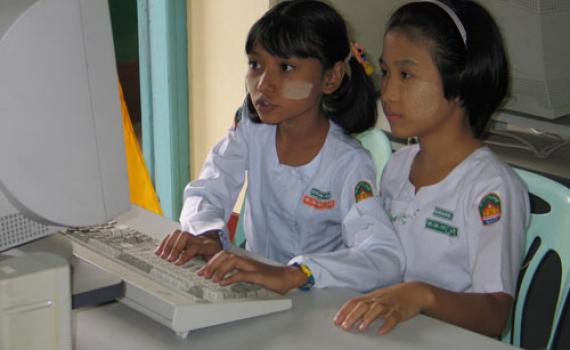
[380,68,388,77]
[248,60,260,69]
[401,71,412,80]
[280,63,295,72]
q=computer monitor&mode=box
[0,0,130,253]
[478,0,570,121]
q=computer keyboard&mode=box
[62,224,292,337]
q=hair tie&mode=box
[421,0,467,47]
[350,42,374,76]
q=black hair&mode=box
[244,0,377,134]
[386,0,509,137]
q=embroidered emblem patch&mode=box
[390,212,414,225]
[354,181,373,203]
[425,218,458,237]
[433,207,454,221]
[302,188,335,210]
[479,193,502,225]
[310,188,331,200]
[232,107,242,130]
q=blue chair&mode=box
[355,128,393,189]
[231,128,393,248]
[503,168,570,349]
[233,198,247,248]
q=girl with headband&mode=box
[334,0,529,336]
[156,1,404,294]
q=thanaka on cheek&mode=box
[282,80,313,100]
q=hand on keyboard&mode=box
[155,229,222,263]
[64,225,282,302]
[63,223,293,335]
[198,250,308,295]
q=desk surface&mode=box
[74,288,517,350]
[72,206,518,350]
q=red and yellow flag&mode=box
[119,82,163,215]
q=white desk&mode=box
[73,288,517,350]
[71,206,519,350]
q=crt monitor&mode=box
[0,0,130,252]
[478,0,570,121]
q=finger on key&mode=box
[217,257,258,286]
[176,236,210,264]
[212,253,242,283]
[160,230,182,259]
[167,231,191,262]
[198,251,230,278]
[154,233,170,255]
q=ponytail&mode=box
[323,56,378,134]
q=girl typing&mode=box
[156,0,403,294]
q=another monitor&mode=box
[478,0,570,121]
[0,0,130,252]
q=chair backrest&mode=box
[505,168,570,350]
[231,128,393,248]
[233,196,247,248]
[355,128,393,189]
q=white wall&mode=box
[188,0,270,179]
[326,0,404,92]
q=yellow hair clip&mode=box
[350,42,374,76]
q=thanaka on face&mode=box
[379,30,461,141]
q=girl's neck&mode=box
[417,130,481,167]
[410,115,482,191]
[276,114,329,166]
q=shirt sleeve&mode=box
[179,102,251,242]
[290,195,405,293]
[465,171,529,296]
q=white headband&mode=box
[421,0,467,46]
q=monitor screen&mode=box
[478,0,570,120]
[0,0,130,252]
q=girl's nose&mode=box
[257,69,276,93]
[380,76,397,103]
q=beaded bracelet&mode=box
[292,262,315,291]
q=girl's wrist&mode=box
[199,230,223,249]
[285,265,311,290]
[409,281,436,313]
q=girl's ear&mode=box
[453,95,464,106]
[321,61,345,94]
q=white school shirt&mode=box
[381,145,529,296]
[179,103,404,292]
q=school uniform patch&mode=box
[232,107,242,130]
[302,188,336,210]
[354,181,373,203]
[479,193,502,225]
[310,187,331,200]
[425,218,458,237]
[433,207,454,221]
